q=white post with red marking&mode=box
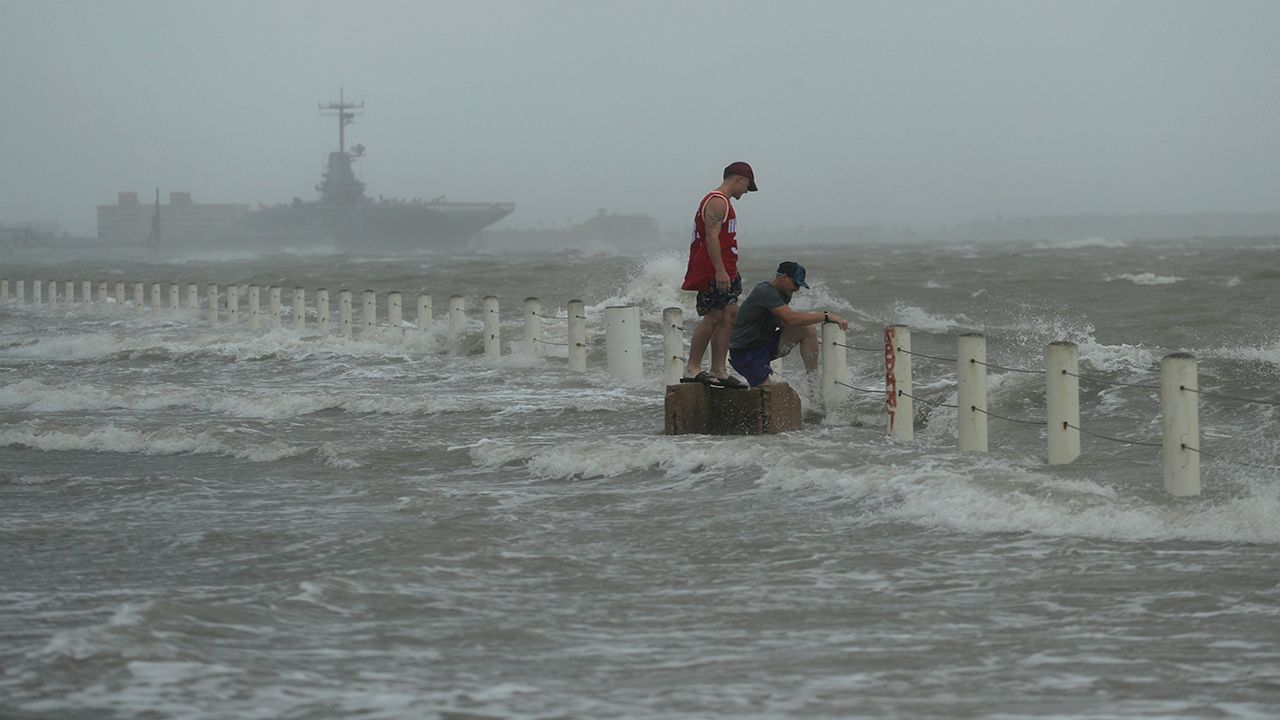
[887,325,914,443]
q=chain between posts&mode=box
[1061,369,1160,391]
[969,405,1046,426]
[1180,385,1280,407]
[970,358,1045,375]
[835,380,884,395]
[533,338,569,347]
[833,342,884,353]
[895,347,957,363]
[897,389,958,409]
[1181,444,1280,471]
[1064,421,1162,448]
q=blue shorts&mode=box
[729,329,783,387]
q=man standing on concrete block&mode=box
[679,161,757,389]
[728,261,849,389]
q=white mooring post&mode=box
[150,283,161,310]
[16,280,25,305]
[316,289,330,334]
[48,280,58,304]
[293,287,306,330]
[605,305,643,382]
[362,290,376,335]
[662,307,684,386]
[114,282,125,306]
[1045,341,1081,465]
[168,283,180,310]
[227,285,240,324]
[206,284,219,324]
[132,282,143,309]
[524,297,543,357]
[65,281,75,304]
[82,281,92,304]
[32,280,42,304]
[388,291,402,337]
[482,295,501,358]
[820,321,848,414]
[248,285,261,330]
[269,286,282,328]
[97,282,108,305]
[0,280,7,303]
[567,299,587,373]
[887,325,914,443]
[187,283,199,310]
[448,295,466,354]
[417,293,432,330]
[338,290,353,338]
[956,333,989,453]
[1161,352,1201,497]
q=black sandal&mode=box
[715,374,748,389]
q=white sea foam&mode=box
[888,303,975,333]
[1199,340,1280,367]
[766,457,1280,544]
[0,423,304,462]
[1077,337,1159,372]
[0,379,195,412]
[1033,236,1129,250]
[468,436,774,480]
[589,253,694,317]
[1108,272,1182,286]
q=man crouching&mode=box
[728,261,850,387]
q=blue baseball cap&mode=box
[777,261,808,288]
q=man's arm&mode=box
[771,304,850,330]
[702,196,730,290]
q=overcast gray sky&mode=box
[2,0,1278,235]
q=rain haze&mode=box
[2,0,1279,239]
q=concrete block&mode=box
[664,382,802,435]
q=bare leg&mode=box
[685,309,723,377]
[709,304,738,377]
[779,325,820,371]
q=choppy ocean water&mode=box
[2,237,1280,718]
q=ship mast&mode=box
[319,87,363,154]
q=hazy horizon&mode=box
[3,0,1278,237]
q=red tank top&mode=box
[681,191,738,291]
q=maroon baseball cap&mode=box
[723,161,758,192]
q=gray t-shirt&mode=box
[730,282,787,350]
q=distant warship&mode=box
[240,91,515,251]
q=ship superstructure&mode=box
[241,90,515,251]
